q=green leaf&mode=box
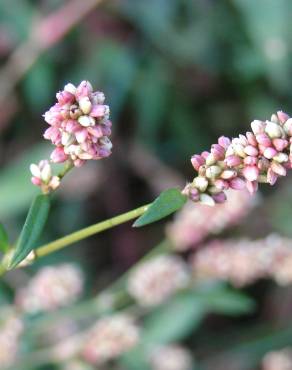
[133,188,187,227]
[142,291,205,345]
[9,194,51,268]
[0,224,9,253]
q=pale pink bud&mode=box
[87,126,104,138]
[251,120,265,135]
[277,110,290,123]
[238,134,248,146]
[244,145,258,156]
[76,80,93,99]
[242,166,259,182]
[221,170,237,180]
[211,144,225,160]
[243,156,258,166]
[201,151,209,159]
[256,133,272,147]
[75,129,88,143]
[272,138,288,152]
[214,179,229,190]
[230,177,246,190]
[191,155,205,171]
[271,161,286,176]
[245,180,258,194]
[267,168,278,185]
[56,91,75,105]
[225,155,241,167]
[246,132,257,146]
[218,136,231,149]
[188,187,200,202]
[263,147,277,159]
[51,147,68,163]
[31,177,42,186]
[90,104,106,118]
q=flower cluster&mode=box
[15,264,84,313]
[183,111,292,205]
[0,307,23,368]
[44,81,112,167]
[149,345,193,370]
[30,160,60,193]
[262,348,292,370]
[82,314,139,365]
[191,235,292,287]
[127,255,189,307]
[166,189,255,251]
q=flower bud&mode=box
[199,193,215,206]
[64,83,77,95]
[272,138,288,152]
[242,166,259,182]
[256,133,272,147]
[212,192,227,203]
[225,155,241,167]
[193,176,208,192]
[244,145,258,157]
[205,165,222,179]
[79,97,92,115]
[263,147,277,159]
[283,118,292,135]
[265,121,283,138]
[244,156,258,166]
[205,153,216,166]
[191,155,205,171]
[277,110,290,123]
[267,168,278,185]
[271,161,286,176]
[221,170,237,180]
[230,177,246,190]
[218,136,231,149]
[273,152,288,163]
[251,120,265,135]
[246,132,257,146]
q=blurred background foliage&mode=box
[2,0,292,369]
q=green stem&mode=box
[35,203,151,258]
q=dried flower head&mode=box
[0,307,23,368]
[262,348,292,370]
[44,81,112,167]
[30,160,60,193]
[166,189,256,251]
[15,263,83,313]
[183,111,292,205]
[149,345,193,370]
[82,314,139,365]
[127,255,189,307]
[191,235,292,287]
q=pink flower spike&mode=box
[50,147,68,163]
[242,166,259,182]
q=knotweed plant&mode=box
[2,81,292,370]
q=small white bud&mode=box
[64,83,76,95]
[205,165,222,180]
[273,153,288,163]
[193,176,208,192]
[61,132,74,146]
[41,163,52,183]
[265,121,283,138]
[199,193,215,206]
[205,153,216,166]
[79,97,92,115]
[30,164,41,178]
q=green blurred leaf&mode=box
[9,194,50,268]
[133,188,187,227]
[142,291,205,345]
[0,224,9,253]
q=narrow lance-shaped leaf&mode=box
[0,223,9,253]
[133,188,187,227]
[9,194,50,268]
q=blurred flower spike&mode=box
[44,80,112,167]
[183,111,292,205]
[30,160,60,194]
